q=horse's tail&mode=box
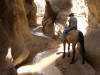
[78,31,85,64]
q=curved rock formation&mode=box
[11,0,33,67]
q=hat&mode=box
[69,13,74,16]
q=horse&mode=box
[62,30,85,64]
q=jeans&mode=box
[61,26,71,42]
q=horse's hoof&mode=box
[82,61,85,64]
[62,55,65,58]
[70,62,74,64]
[67,54,70,57]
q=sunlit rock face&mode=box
[11,0,34,67]
[24,0,37,27]
[85,0,100,74]
[87,0,100,29]
[42,0,72,37]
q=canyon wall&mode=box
[85,0,100,74]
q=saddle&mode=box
[67,27,77,35]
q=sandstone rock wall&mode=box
[85,0,100,74]
[0,0,17,74]
[24,0,37,28]
[42,0,55,37]
[0,0,35,73]
[87,0,100,29]
[11,0,34,67]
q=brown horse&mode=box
[62,30,85,64]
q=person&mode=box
[61,13,77,42]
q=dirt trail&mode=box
[17,32,64,75]
[43,64,62,75]
[34,51,63,75]
[17,40,96,75]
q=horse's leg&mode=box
[63,42,66,58]
[70,44,76,64]
[68,43,70,57]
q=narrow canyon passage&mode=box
[17,0,92,75]
[16,0,95,75]
[0,0,100,75]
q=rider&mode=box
[61,13,77,42]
